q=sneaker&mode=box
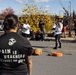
[58,46,61,48]
[53,47,57,49]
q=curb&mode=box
[44,37,76,42]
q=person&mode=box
[30,29,35,40]
[35,29,42,41]
[0,14,32,75]
[73,18,76,38]
[0,22,3,31]
[62,16,68,38]
[53,18,63,49]
[22,20,31,39]
[39,18,45,41]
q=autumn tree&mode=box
[0,7,14,19]
[19,4,54,33]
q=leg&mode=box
[53,35,58,49]
[22,33,27,38]
[40,30,44,41]
[58,34,61,48]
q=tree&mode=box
[19,4,54,33]
[0,7,14,19]
[73,10,76,19]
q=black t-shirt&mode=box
[0,32,32,75]
[39,20,45,30]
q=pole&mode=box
[69,1,71,17]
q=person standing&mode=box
[0,14,32,75]
[39,18,45,41]
[62,16,68,38]
[53,18,63,49]
[22,20,31,39]
[73,18,76,38]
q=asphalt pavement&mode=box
[0,31,76,75]
[30,40,76,75]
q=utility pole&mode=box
[69,1,71,17]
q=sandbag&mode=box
[50,51,63,57]
[32,48,42,55]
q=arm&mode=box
[58,22,63,30]
[22,24,31,30]
[26,56,32,75]
[22,24,28,30]
[27,24,31,30]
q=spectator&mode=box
[62,16,68,38]
[39,18,45,41]
[30,29,35,40]
[35,29,42,41]
[22,20,31,39]
[0,14,32,75]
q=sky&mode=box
[0,0,76,16]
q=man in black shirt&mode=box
[0,14,32,75]
[39,18,45,41]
